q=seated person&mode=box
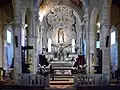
[40,55,49,66]
[37,55,51,75]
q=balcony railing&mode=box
[74,73,108,87]
[16,73,49,87]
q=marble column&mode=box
[27,17,38,73]
[81,0,90,73]
[83,11,90,74]
[27,39,34,73]
[85,15,90,74]
[13,0,23,83]
[36,20,40,69]
[14,24,22,74]
[89,8,99,73]
[100,0,111,81]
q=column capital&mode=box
[26,36,38,38]
[101,24,111,28]
[13,23,27,29]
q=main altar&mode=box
[38,5,82,75]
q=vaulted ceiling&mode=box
[0,0,12,5]
[112,0,120,5]
[0,0,14,23]
[112,0,120,7]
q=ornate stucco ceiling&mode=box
[39,0,84,22]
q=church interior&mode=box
[0,0,120,89]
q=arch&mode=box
[89,7,99,73]
[0,1,14,72]
[110,0,120,71]
[89,7,99,53]
[24,8,32,62]
[24,8,32,45]
[3,25,14,71]
[110,26,118,76]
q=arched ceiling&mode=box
[39,0,84,22]
[112,0,120,6]
[0,0,14,23]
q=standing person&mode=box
[10,58,14,69]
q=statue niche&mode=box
[58,28,65,45]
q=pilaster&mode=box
[100,0,111,81]
[84,9,90,73]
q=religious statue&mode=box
[58,46,65,61]
[58,28,65,44]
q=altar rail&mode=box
[16,74,49,87]
[74,73,109,87]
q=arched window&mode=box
[72,39,75,53]
[111,31,116,45]
[110,26,118,72]
[48,38,51,52]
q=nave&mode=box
[1,0,120,90]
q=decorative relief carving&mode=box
[40,4,80,56]
[47,5,75,26]
[46,5,76,46]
